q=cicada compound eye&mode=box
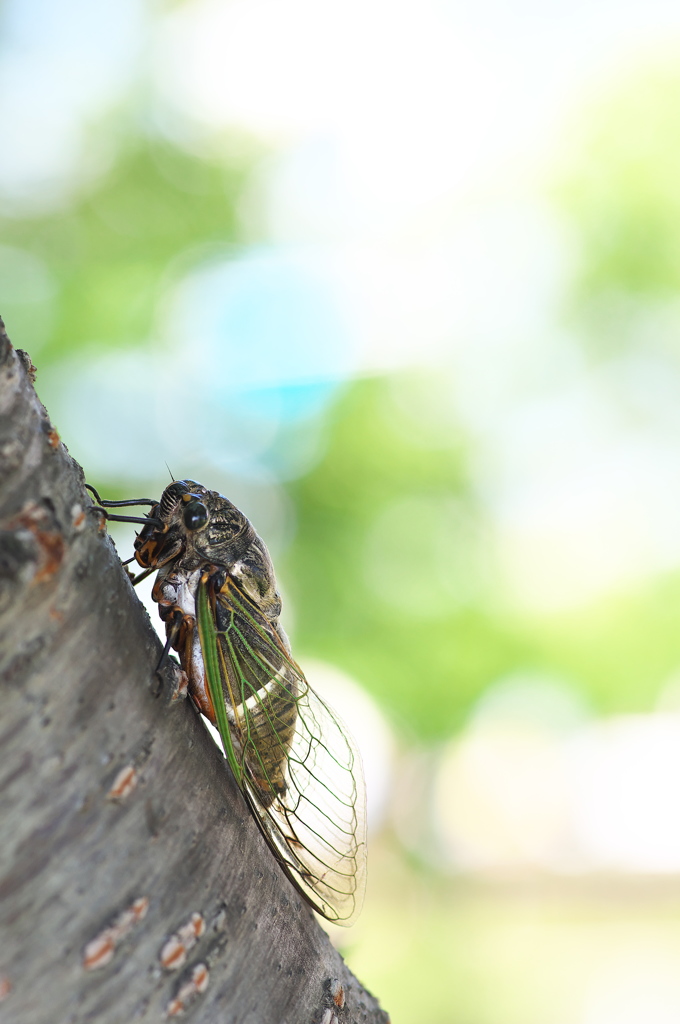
[183,499,208,531]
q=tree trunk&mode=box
[0,318,389,1024]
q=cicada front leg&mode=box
[84,483,160,528]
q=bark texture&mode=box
[0,319,389,1024]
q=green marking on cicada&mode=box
[196,577,243,786]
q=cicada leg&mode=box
[84,484,162,528]
[151,579,215,721]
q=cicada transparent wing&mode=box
[197,573,367,925]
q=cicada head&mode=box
[135,480,257,572]
[133,479,197,570]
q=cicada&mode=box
[88,479,366,926]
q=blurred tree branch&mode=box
[0,318,388,1024]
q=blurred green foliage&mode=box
[284,377,680,739]
[284,377,532,740]
[0,132,256,364]
[560,60,680,356]
[354,843,680,1024]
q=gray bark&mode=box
[0,318,389,1024]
